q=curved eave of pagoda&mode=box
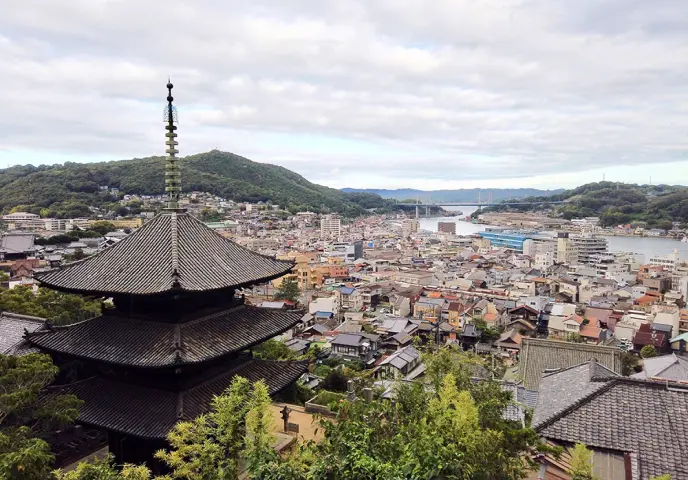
[32,211,295,296]
[53,359,309,440]
[26,307,305,369]
[33,266,294,298]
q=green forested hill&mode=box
[0,150,395,218]
[477,182,688,228]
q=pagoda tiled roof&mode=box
[58,358,308,439]
[34,212,294,295]
[26,305,303,367]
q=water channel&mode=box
[418,206,688,260]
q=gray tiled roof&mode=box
[532,360,619,428]
[60,358,308,439]
[379,345,420,370]
[0,233,35,255]
[27,306,302,367]
[519,338,622,390]
[0,312,45,355]
[535,373,688,479]
[631,354,688,382]
[35,212,293,295]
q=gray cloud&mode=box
[1,0,688,188]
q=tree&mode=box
[474,318,500,343]
[306,348,554,480]
[243,382,276,478]
[566,332,584,343]
[620,352,640,376]
[274,277,300,304]
[86,221,116,236]
[0,286,101,326]
[641,345,658,359]
[54,455,151,479]
[569,443,596,480]
[155,377,275,480]
[0,353,82,480]
[251,339,297,361]
[65,248,88,261]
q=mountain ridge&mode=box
[341,187,564,202]
[0,150,395,218]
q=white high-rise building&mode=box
[650,249,680,272]
[570,233,607,264]
[320,214,341,237]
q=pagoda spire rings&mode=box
[164,80,182,211]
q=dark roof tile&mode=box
[62,358,307,439]
[35,212,293,295]
[27,306,302,367]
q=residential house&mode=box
[330,333,379,363]
[308,295,339,316]
[548,310,583,340]
[413,297,446,321]
[374,345,423,380]
[396,270,433,286]
[391,294,411,317]
[285,338,311,356]
[445,302,465,327]
[631,353,688,382]
[632,323,668,354]
[579,319,602,344]
[519,338,622,390]
[495,329,522,353]
[335,286,363,311]
[533,359,688,479]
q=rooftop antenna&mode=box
[164,79,182,210]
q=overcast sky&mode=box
[1,0,687,190]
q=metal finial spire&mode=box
[164,80,182,210]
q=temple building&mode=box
[27,82,306,469]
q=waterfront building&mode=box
[478,231,533,253]
[649,249,681,272]
[27,83,305,470]
[569,233,607,264]
[437,221,456,235]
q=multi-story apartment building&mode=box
[437,222,456,235]
[401,219,419,237]
[320,214,341,237]
[569,233,607,264]
[650,250,680,272]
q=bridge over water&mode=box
[402,199,566,218]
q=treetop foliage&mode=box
[475,181,688,228]
[0,151,400,218]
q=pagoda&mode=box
[27,82,306,469]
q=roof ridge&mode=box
[535,376,688,432]
[1,311,47,323]
[170,212,180,288]
[534,377,619,431]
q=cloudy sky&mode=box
[2,0,688,190]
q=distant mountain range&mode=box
[340,188,564,203]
